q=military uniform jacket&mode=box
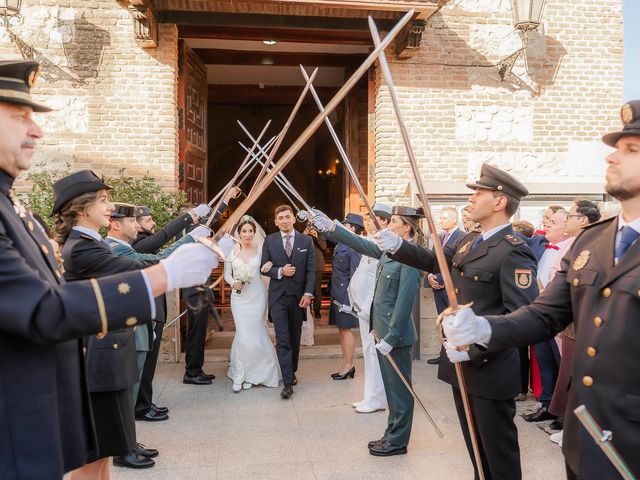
[331,225,421,347]
[487,216,640,477]
[391,225,539,399]
[0,171,152,479]
[63,230,156,393]
[330,242,361,305]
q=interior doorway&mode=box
[177,35,370,352]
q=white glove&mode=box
[442,307,492,348]
[160,243,219,291]
[193,203,211,218]
[218,234,237,259]
[444,342,470,363]
[187,225,213,241]
[311,208,336,233]
[338,303,353,314]
[373,228,403,253]
[375,340,393,356]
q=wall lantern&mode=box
[498,0,546,80]
[0,0,22,27]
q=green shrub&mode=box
[22,166,187,232]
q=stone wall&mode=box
[2,0,179,192]
[374,0,623,203]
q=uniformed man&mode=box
[312,205,423,456]
[373,164,539,479]
[0,59,224,479]
[440,101,640,479]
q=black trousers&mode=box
[184,288,209,378]
[313,271,323,316]
[452,386,521,480]
[518,347,530,394]
[270,294,304,385]
[534,339,561,407]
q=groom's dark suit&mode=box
[261,230,315,386]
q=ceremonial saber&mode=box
[237,124,311,210]
[574,406,637,480]
[246,67,319,197]
[205,120,272,228]
[369,17,483,476]
[239,141,310,214]
[206,135,277,208]
[300,65,381,230]
[201,10,413,243]
[372,331,444,438]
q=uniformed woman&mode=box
[312,206,423,457]
[327,213,363,380]
[53,171,158,477]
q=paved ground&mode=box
[111,353,566,480]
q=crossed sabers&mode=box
[163,11,495,475]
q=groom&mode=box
[261,205,315,399]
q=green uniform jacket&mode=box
[330,225,421,347]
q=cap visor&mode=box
[601,130,640,147]
[1,96,52,112]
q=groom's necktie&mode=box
[284,234,293,257]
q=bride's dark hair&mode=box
[236,216,256,234]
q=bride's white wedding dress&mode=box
[224,253,280,388]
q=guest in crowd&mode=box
[304,223,327,320]
[513,220,535,239]
[327,213,363,380]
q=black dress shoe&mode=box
[113,452,155,469]
[199,372,216,381]
[523,406,557,422]
[135,409,169,422]
[135,443,159,459]
[549,418,564,430]
[292,374,298,386]
[368,437,386,449]
[426,357,440,365]
[369,440,407,457]
[280,385,293,399]
[183,374,212,385]
[150,403,169,415]
[333,367,355,380]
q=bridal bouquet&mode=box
[233,264,255,294]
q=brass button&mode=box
[112,344,119,350]
[602,288,611,298]
[593,316,603,327]
[41,245,49,255]
[586,347,597,357]
[572,278,579,287]
[460,271,464,277]
[28,220,34,231]
[473,275,479,281]
[582,376,593,387]
[126,317,137,326]
[455,288,459,294]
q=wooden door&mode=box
[178,40,207,204]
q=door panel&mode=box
[178,40,207,204]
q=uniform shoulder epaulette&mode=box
[582,215,616,230]
[504,233,525,246]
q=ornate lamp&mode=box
[0,0,22,27]
[512,0,546,32]
[498,0,547,80]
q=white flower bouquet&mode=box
[233,263,255,294]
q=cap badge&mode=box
[515,269,532,289]
[621,104,633,124]
[28,67,40,88]
[571,250,590,271]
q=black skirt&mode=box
[329,302,358,329]
[88,388,136,461]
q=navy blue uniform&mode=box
[328,242,361,328]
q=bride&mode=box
[224,215,280,392]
